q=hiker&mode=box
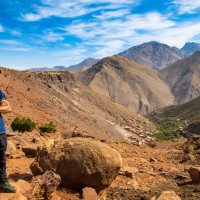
[0,70,16,193]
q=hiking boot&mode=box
[0,182,16,193]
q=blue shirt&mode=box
[0,90,6,134]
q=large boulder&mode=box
[30,138,122,192]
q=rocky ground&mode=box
[1,131,199,200]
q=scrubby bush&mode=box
[153,118,182,141]
[39,122,56,133]
[11,117,36,132]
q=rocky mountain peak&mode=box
[181,42,200,55]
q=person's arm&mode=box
[0,100,12,113]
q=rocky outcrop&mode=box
[30,138,122,192]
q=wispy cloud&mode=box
[10,29,22,36]
[21,0,139,21]
[0,25,4,32]
[173,0,200,14]
[0,40,31,52]
[44,31,64,42]
[62,12,176,57]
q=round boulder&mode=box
[30,138,122,192]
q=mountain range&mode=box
[118,41,200,70]
[78,50,200,115]
[26,41,200,72]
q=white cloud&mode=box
[93,9,130,20]
[173,0,200,14]
[44,32,64,42]
[62,12,176,57]
[21,0,139,21]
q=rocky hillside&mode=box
[148,95,200,124]
[118,41,185,70]
[159,51,200,104]
[0,66,154,141]
[67,58,99,73]
[78,56,175,115]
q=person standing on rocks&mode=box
[0,70,16,193]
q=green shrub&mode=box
[153,118,181,141]
[11,117,36,132]
[39,122,56,133]
[187,145,194,153]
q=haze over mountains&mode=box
[67,58,100,73]
[26,58,99,73]
[26,41,200,72]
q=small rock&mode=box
[120,166,138,179]
[188,167,200,182]
[22,145,37,157]
[82,187,99,200]
[175,174,188,180]
[151,190,181,200]
[186,153,196,162]
[30,170,61,198]
[6,141,16,157]
[32,136,41,143]
[150,157,157,162]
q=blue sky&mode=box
[0,0,200,70]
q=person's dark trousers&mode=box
[0,133,7,183]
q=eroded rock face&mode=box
[30,138,122,192]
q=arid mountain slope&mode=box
[78,56,175,115]
[118,41,185,70]
[67,58,99,73]
[149,95,200,124]
[0,67,153,141]
[159,51,200,104]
